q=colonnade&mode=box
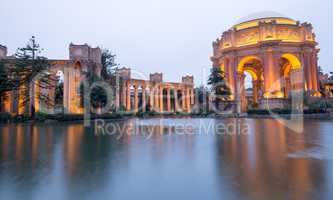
[117,80,195,113]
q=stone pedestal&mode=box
[258,98,287,110]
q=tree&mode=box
[0,36,54,116]
[90,86,108,108]
[318,66,324,75]
[329,72,333,80]
[194,85,210,113]
[80,48,118,113]
[101,49,118,79]
[207,67,231,106]
[55,81,63,105]
[80,62,111,113]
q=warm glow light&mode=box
[2,92,12,113]
[243,68,258,80]
[237,56,262,73]
[263,91,284,98]
[234,21,259,31]
[220,63,225,72]
[283,63,292,77]
[18,85,26,115]
[234,17,297,31]
[281,53,301,70]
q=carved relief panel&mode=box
[276,26,301,42]
[236,29,259,46]
[262,23,275,40]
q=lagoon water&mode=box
[1,118,333,200]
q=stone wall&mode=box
[150,73,163,83]
[69,43,101,63]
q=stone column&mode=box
[252,80,259,105]
[303,50,313,92]
[122,82,127,108]
[71,67,82,114]
[226,56,236,100]
[191,89,195,105]
[290,69,303,91]
[48,75,56,114]
[311,50,320,95]
[235,73,244,114]
[285,77,291,98]
[290,68,304,111]
[63,68,69,113]
[154,86,159,112]
[263,49,282,98]
[181,89,186,111]
[115,74,120,111]
[126,82,131,111]
[68,68,76,113]
[2,91,13,113]
[240,74,246,111]
[159,86,164,113]
[149,86,154,111]
[166,87,171,112]
[34,80,40,113]
[142,85,146,112]
[134,84,139,113]
[186,88,190,113]
[174,88,179,112]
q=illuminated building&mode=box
[211,12,321,111]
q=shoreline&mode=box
[1,112,333,125]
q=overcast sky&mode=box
[1,0,332,85]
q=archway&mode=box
[237,56,264,111]
[68,61,84,114]
[220,63,225,73]
[55,70,64,113]
[279,53,302,97]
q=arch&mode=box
[220,63,225,72]
[237,56,262,81]
[281,62,291,77]
[243,67,258,81]
[280,54,302,98]
[281,53,301,70]
[74,61,82,70]
[237,55,262,73]
[236,55,264,111]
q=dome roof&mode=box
[235,11,293,25]
[232,11,297,30]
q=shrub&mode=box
[0,112,12,123]
[247,109,270,115]
[303,109,327,114]
[308,99,332,113]
[13,114,30,122]
[34,112,49,122]
[247,108,292,115]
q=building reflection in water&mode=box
[0,118,332,199]
[214,118,328,200]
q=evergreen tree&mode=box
[101,49,118,80]
[0,36,54,116]
[80,62,110,112]
[195,85,210,113]
[207,67,231,107]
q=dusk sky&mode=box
[1,0,332,85]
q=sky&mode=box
[1,0,332,86]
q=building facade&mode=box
[0,43,102,115]
[211,13,321,112]
[115,68,195,113]
[1,43,194,115]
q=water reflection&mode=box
[0,118,332,200]
[215,118,329,200]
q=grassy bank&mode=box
[0,111,213,124]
